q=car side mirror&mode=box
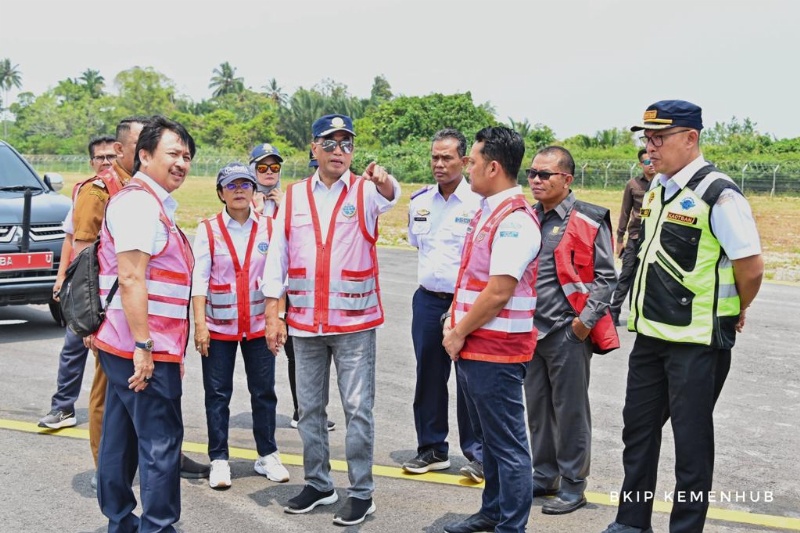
[44,172,64,192]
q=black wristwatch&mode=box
[135,338,154,351]
[440,311,452,326]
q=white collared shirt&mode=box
[655,155,761,260]
[191,208,259,297]
[474,185,541,281]
[408,177,481,293]
[105,172,177,256]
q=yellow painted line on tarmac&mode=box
[4,418,800,531]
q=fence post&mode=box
[604,162,612,189]
[581,162,588,189]
[771,165,780,197]
[741,163,748,190]
[629,162,638,179]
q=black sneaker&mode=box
[291,416,336,431]
[333,496,376,526]
[402,449,450,474]
[38,409,76,429]
[459,460,484,483]
[284,485,339,514]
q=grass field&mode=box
[60,172,800,283]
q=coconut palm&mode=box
[209,61,244,98]
[79,68,105,98]
[0,58,23,138]
[263,78,288,107]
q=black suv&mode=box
[0,140,71,324]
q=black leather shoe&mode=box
[541,491,587,515]
[180,453,211,479]
[443,512,498,533]
[601,521,654,533]
[532,483,559,498]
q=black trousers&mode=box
[615,335,731,533]
[610,237,638,319]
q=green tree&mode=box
[209,61,244,98]
[0,58,23,138]
[263,78,288,107]
[369,75,393,106]
[79,68,105,98]
[113,67,177,117]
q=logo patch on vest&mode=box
[640,208,651,218]
[648,191,655,204]
[551,226,560,234]
[498,230,519,238]
[341,203,356,218]
[679,197,696,210]
[416,208,430,216]
[666,212,697,225]
[257,241,269,254]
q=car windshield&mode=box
[0,145,43,190]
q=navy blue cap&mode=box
[631,100,703,132]
[308,149,318,168]
[249,143,284,164]
[217,162,257,187]
[312,114,356,138]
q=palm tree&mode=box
[0,58,23,138]
[508,117,533,138]
[263,78,288,107]
[209,61,244,98]
[79,68,105,98]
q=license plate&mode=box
[0,251,54,272]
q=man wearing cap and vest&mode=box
[442,126,541,533]
[263,113,401,527]
[191,162,290,490]
[609,148,657,326]
[403,128,484,482]
[94,116,196,533]
[602,100,763,533]
[250,142,284,219]
[523,146,618,516]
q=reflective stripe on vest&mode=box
[550,201,620,354]
[284,175,384,333]
[452,194,539,363]
[630,165,741,348]
[201,212,272,340]
[94,179,194,363]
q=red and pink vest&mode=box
[201,212,272,340]
[451,195,539,363]
[95,179,194,363]
[284,175,384,333]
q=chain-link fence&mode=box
[24,154,800,195]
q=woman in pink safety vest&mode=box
[191,162,289,490]
[249,142,284,219]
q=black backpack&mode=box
[59,240,118,337]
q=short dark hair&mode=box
[536,146,575,175]
[432,128,467,158]
[88,135,116,158]
[637,148,648,161]
[116,116,150,142]
[133,115,196,174]
[474,126,525,179]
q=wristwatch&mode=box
[278,312,287,322]
[135,338,154,351]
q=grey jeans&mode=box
[294,329,376,499]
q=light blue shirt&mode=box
[408,177,481,293]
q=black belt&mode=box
[419,286,454,300]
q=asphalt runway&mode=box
[0,247,798,532]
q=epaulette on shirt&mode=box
[91,178,107,189]
[410,185,432,201]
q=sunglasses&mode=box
[641,159,652,165]
[223,181,254,191]
[525,169,571,180]
[92,154,116,162]
[256,163,282,174]
[316,139,354,154]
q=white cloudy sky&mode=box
[1,0,797,139]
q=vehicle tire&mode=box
[49,300,66,327]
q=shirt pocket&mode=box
[410,220,431,235]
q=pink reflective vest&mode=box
[94,179,194,364]
[283,174,384,333]
[451,195,539,363]
[201,212,272,340]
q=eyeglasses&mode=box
[223,181,254,191]
[92,154,116,162]
[640,159,652,165]
[525,169,571,180]
[315,139,354,154]
[639,129,691,148]
[256,163,282,174]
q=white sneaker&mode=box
[254,451,290,483]
[209,459,231,489]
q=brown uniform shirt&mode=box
[72,160,132,242]
[616,174,651,242]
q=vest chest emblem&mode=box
[257,241,269,254]
[342,203,356,218]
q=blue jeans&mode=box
[411,288,482,462]
[459,359,532,533]
[294,329,376,499]
[50,327,90,412]
[201,337,277,460]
